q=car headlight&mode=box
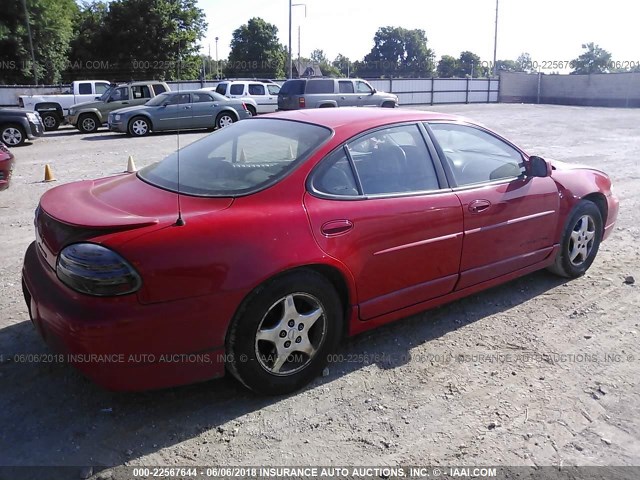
[56,243,142,296]
[26,112,38,122]
[114,114,121,121]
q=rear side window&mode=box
[132,85,151,99]
[338,81,354,93]
[248,84,266,95]
[152,84,167,94]
[78,83,91,94]
[215,83,227,95]
[279,80,305,95]
[267,84,280,95]
[312,148,359,196]
[305,80,335,94]
[192,93,213,103]
[229,84,245,95]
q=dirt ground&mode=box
[0,104,638,480]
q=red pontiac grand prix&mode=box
[22,108,619,395]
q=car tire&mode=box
[216,112,236,129]
[40,112,60,131]
[548,200,603,278]
[319,104,334,108]
[226,270,343,395]
[382,101,396,108]
[246,105,257,117]
[78,114,100,133]
[128,116,151,137]
[1,124,26,147]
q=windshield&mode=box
[138,119,332,197]
[98,86,114,102]
[146,92,172,106]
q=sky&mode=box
[198,0,638,71]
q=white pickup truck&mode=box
[19,80,111,131]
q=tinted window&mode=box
[166,93,191,105]
[78,83,92,94]
[338,81,354,94]
[132,85,151,99]
[248,84,265,95]
[312,147,359,196]
[347,124,440,195]
[267,84,280,95]
[215,83,227,95]
[279,80,305,95]
[429,123,524,186]
[152,84,167,94]
[192,93,214,103]
[95,83,110,94]
[355,81,373,94]
[305,80,335,94]
[139,119,331,197]
[110,87,129,101]
[229,84,245,95]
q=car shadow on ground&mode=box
[0,270,567,479]
[79,130,212,141]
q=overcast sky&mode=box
[199,0,636,70]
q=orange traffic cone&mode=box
[43,164,56,182]
[126,155,137,173]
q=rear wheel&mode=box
[548,200,603,278]
[78,113,99,133]
[226,270,343,395]
[128,116,151,137]
[246,105,257,116]
[215,112,236,129]
[40,112,60,131]
[1,124,26,146]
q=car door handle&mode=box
[468,199,491,213]
[122,102,129,105]
[321,219,354,236]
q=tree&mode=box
[494,59,519,73]
[0,0,78,84]
[359,26,435,78]
[225,17,286,78]
[309,49,339,77]
[456,51,483,78]
[332,54,351,77]
[515,52,536,73]
[571,43,612,74]
[437,55,458,77]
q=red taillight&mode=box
[299,97,306,108]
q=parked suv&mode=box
[277,78,398,110]
[215,80,280,115]
[67,81,170,133]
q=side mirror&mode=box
[371,88,377,94]
[528,156,551,177]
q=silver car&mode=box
[108,90,251,136]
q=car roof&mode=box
[265,108,467,131]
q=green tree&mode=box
[495,59,519,73]
[0,0,78,84]
[309,49,339,77]
[359,26,435,78]
[456,51,483,78]
[515,52,535,73]
[571,43,612,74]
[225,17,286,78]
[437,55,458,77]
[332,54,351,77]
[67,0,207,81]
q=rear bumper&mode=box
[0,155,13,191]
[21,241,226,391]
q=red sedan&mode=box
[0,143,14,191]
[22,108,619,395]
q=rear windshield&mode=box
[138,119,332,197]
[279,80,305,95]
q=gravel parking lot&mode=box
[0,104,639,479]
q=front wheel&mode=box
[226,270,343,395]
[40,112,60,131]
[216,112,236,129]
[1,124,26,147]
[548,200,603,278]
[128,116,151,137]
[78,113,99,133]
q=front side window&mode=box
[109,87,129,102]
[429,123,524,186]
[152,84,167,94]
[139,119,331,197]
[95,83,110,95]
[166,93,191,105]
[355,81,373,94]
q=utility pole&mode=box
[288,1,306,79]
[22,0,38,85]
[493,0,499,77]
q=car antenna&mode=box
[174,32,185,227]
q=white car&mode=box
[214,81,280,115]
[198,88,260,117]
